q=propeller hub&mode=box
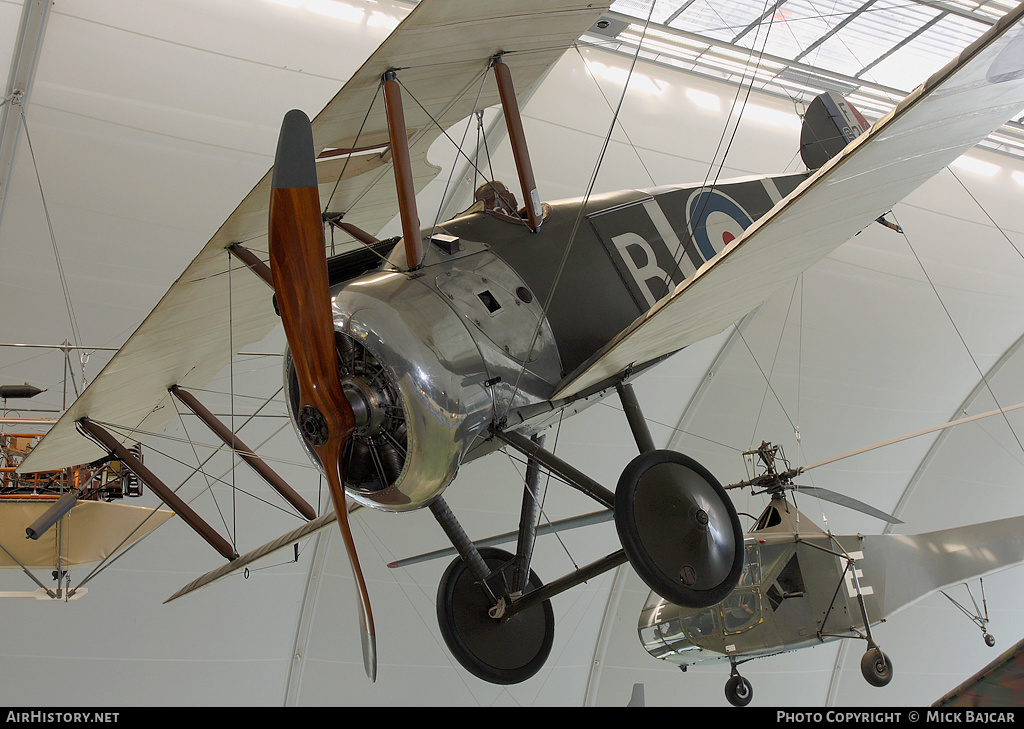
[298,405,329,446]
[341,375,388,438]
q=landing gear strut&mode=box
[818,545,894,688]
[725,661,753,707]
[861,645,893,687]
[430,381,743,684]
[943,579,996,649]
[435,546,555,684]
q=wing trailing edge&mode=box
[554,4,1024,400]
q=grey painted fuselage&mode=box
[639,498,1024,668]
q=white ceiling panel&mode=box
[2,0,1024,710]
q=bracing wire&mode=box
[893,206,1024,461]
[17,104,87,387]
[499,0,660,422]
[572,44,658,188]
[650,0,783,313]
[745,277,803,448]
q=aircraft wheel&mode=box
[985,633,996,647]
[725,675,753,707]
[436,547,554,685]
[615,450,744,608]
[861,647,893,687]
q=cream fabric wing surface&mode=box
[555,5,1024,399]
[20,0,611,474]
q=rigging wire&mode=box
[393,69,532,227]
[323,76,384,215]
[228,250,238,550]
[596,397,746,453]
[891,205,1024,460]
[418,62,495,234]
[947,166,1024,263]
[172,391,233,544]
[16,104,88,390]
[572,45,659,188]
[654,0,783,301]
[499,0,660,422]
[745,276,802,448]
[498,409,583,572]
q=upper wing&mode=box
[20,0,611,474]
[554,4,1024,400]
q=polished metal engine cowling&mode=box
[284,238,562,513]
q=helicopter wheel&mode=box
[861,647,894,687]
[615,450,744,608]
[725,675,753,707]
[985,633,996,647]
[436,547,554,685]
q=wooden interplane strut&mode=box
[492,56,542,231]
[77,418,237,561]
[169,385,316,521]
[383,70,423,269]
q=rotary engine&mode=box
[283,239,563,513]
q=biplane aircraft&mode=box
[16,0,1024,689]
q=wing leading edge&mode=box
[554,4,1024,400]
[20,0,611,474]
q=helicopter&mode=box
[15,0,1024,688]
[638,442,1024,707]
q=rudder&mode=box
[799,91,870,169]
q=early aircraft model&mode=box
[0,385,172,599]
[16,0,1024,687]
[637,442,1024,706]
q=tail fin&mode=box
[799,91,870,169]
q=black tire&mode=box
[436,547,555,685]
[861,647,893,687]
[725,675,753,707]
[615,450,744,608]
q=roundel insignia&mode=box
[686,190,754,262]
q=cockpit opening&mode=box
[474,180,518,216]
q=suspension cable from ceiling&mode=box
[657,0,785,294]
[14,102,87,395]
[892,206,1024,462]
[500,0,661,423]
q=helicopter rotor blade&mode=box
[268,109,376,681]
[792,485,903,524]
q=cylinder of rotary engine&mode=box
[284,267,495,513]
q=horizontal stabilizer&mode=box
[862,514,1024,620]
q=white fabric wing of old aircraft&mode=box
[22,1,1024,474]
[13,0,1024,689]
[19,0,615,474]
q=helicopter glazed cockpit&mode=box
[639,503,813,667]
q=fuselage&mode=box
[283,172,811,512]
[639,499,1024,668]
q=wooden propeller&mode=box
[268,109,376,681]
